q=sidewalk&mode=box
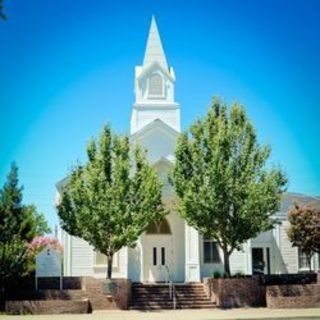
[1,308,320,320]
[93,308,320,320]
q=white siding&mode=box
[66,236,128,278]
[230,247,248,275]
[277,221,298,273]
[71,237,94,276]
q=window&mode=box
[298,248,309,270]
[161,247,165,266]
[203,239,221,264]
[95,251,118,267]
[153,247,157,266]
[146,219,171,235]
[148,73,164,97]
[95,251,107,266]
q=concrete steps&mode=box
[130,283,216,310]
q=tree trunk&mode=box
[223,249,231,277]
[0,286,5,311]
[106,253,113,279]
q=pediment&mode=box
[130,119,178,164]
[137,61,174,83]
[130,118,179,142]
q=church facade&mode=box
[57,17,320,282]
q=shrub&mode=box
[27,236,62,257]
[213,271,222,279]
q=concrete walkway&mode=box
[1,308,320,320]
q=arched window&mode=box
[146,218,171,235]
[148,73,164,97]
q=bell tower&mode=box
[130,16,180,134]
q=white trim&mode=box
[130,118,179,141]
[140,240,144,283]
[246,239,252,275]
[133,102,179,110]
[137,61,174,82]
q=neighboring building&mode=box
[57,17,320,282]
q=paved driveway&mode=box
[1,308,320,320]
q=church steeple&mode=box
[143,16,168,70]
[130,16,180,135]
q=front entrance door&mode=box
[144,235,173,282]
[252,247,270,274]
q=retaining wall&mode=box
[4,277,131,314]
[266,284,320,308]
[203,276,266,308]
[5,299,90,315]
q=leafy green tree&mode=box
[287,202,320,272]
[171,98,287,276]
[0,238,29,294]
[0,0,6,20]
[0,163,51,243]
[27,205,51,236]
[57,125,166,279]
[0,163,50,305]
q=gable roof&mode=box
[280,192,320,212]
[153,156,174,167]
[130,118,180,142]
[137,60,174,82]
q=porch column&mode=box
[246,239,252,275]
[185,224,200,282]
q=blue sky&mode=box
[0,0,319,229]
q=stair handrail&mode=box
[164,265,177,309]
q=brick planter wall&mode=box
[266,284,320,308]
[83,277,131,310]
[5,299,90,315]
[3,277,132,313]
[5,289,87,301]
[203,277,266,308]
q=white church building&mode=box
[57,17,320,282]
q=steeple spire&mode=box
[143,16,168,70]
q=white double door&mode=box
[143,235,173,283]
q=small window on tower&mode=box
[148,73,164,97]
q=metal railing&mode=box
[165,265,177,309]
